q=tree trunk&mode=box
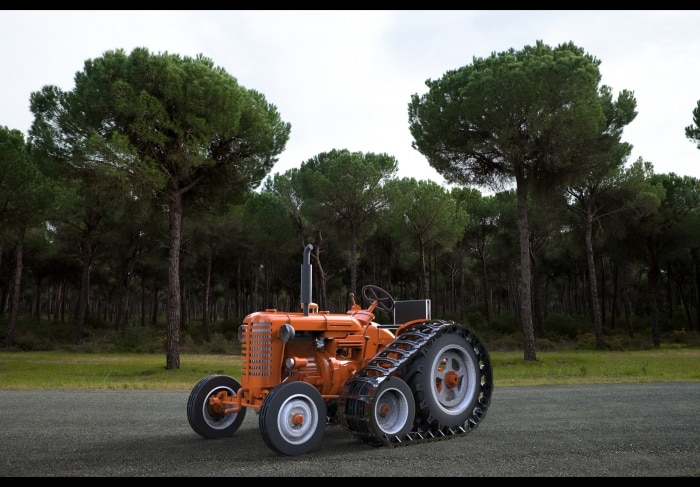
[349,228,358,297]
[75,234,94,345]
[674,277,694,332]
[312,233,328,311]
[115,249,137,330]
[53,280,65,324]
[647,239,661,348]
[620,263,634,339]
[516,183,537,361]
[418,237,428,299]
[166,190,183,370]
[150,283,159,326]
[610,260,618,330]
[4,225,25,349]
[584,207,605,349]
[202,244,212,338]
[479,244,491,327]
[33,275,42,320]
[691,248,700,332]
[141,271,146,327]
[531,254,545,338]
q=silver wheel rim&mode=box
[374,385,411,435]
[430,343,479,413]
[276,394,320,445]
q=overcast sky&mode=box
[2,10,699,189]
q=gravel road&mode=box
[1,382,698,477]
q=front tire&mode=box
[187,375,246,439]
[259,381,326,456]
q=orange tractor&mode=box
[187,244,493,456]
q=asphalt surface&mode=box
[1,382,698,477]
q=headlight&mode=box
[285,356,308,370]
[237,325,246,343]
[279,324,295,343]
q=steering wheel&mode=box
[361,285,395,313]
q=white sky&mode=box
[2,10,699,189]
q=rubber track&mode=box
[338,319,493,448]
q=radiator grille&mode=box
[241,322,272,377]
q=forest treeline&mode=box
[2,42,700,368]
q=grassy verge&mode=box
[491,348,700,386]
[0,347,698,390]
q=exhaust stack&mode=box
[301,244,313,316]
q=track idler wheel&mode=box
[369,376,415,441]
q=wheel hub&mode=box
[444,370,460,389]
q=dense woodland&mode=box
[2,42,700,368]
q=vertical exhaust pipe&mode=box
[301,244,313,316]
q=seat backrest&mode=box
[393,299,431,324]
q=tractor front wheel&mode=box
[187,375,246,439]
[259,381,326,456]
